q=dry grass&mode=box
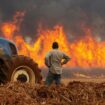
[0,81,105,105]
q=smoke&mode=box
[0,0,105,40]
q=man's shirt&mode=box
[45,49,70,74]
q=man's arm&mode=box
[45,52,51,67]
[61,53,70,65]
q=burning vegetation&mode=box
[0,12,105,69]
[0,1,105,104]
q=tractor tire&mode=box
[0,55,42,85]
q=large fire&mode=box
[1,12,105,68]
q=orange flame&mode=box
[1,23,16,39]
[1,12,105,68]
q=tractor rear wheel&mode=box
[0,55,42,85]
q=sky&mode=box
[0,0,105,41]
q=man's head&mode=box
[52,42,59,49]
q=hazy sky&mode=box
[0,0,105,40]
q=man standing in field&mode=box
[45,42,70,86]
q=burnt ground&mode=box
[0,82,105,105]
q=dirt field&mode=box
[0,80,105,105]
[62,78,105,85]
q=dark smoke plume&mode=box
[0,0,105,41]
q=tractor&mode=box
[0,37,42,85]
